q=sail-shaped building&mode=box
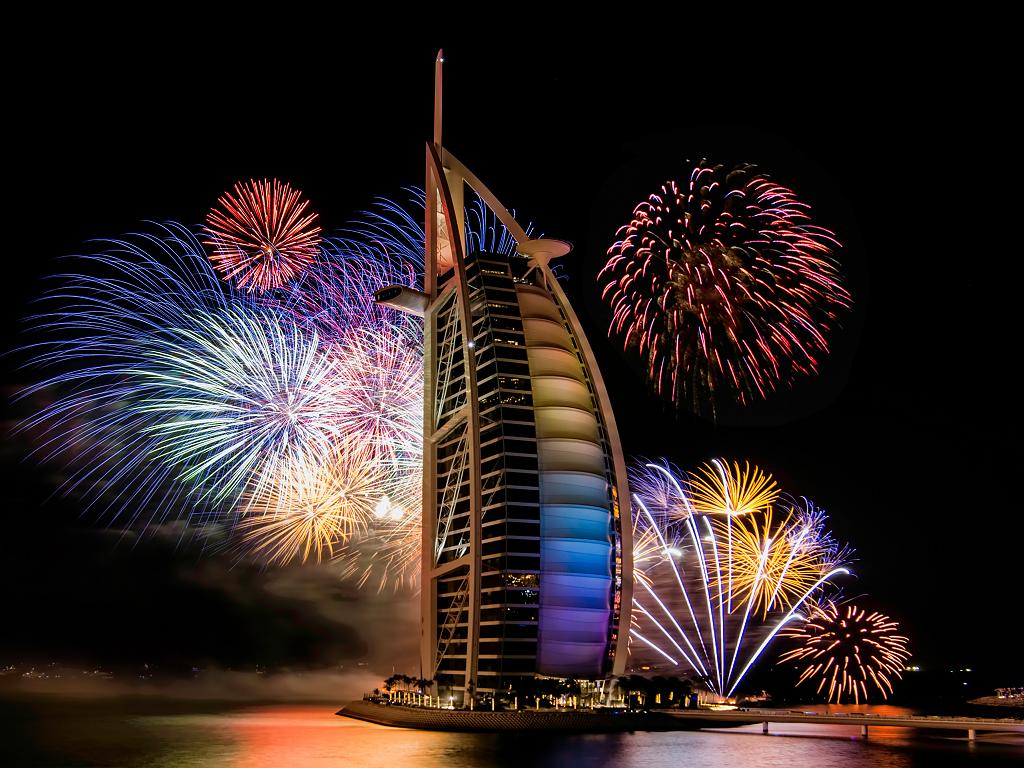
[376,54,632,704]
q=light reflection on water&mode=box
[4,702,1022,767]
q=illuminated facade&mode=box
[377,54,632,702]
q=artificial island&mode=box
[338,52,638,729]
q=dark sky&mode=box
[3,36,1018,688]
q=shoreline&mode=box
[336,700,711,732]
[336,699,1024,738]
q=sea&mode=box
[2,700,1022,767]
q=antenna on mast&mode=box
[433,50,443,149]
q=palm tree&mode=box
[620,675,650,709]
[615,676,634,710]
[668,676,692,708]
[508,676,536,710]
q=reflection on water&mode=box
[2,701,1022,767]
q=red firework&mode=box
[204,179,322,292]
[599,161,850,414]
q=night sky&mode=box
[3,37,1018,695]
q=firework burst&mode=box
[686,458,780,517]
[599,160,850,413]
[628,459,850,697]
[204,178,321,292]
[780,602,911,704]
[338,501,422,592]
[236,441,385,566]
[19,224,345,527]
[276,230,422,342]
[715,501,850,617]
[333,326,422,467]
[20,188,529,572]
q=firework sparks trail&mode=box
[337,495,422,593]
[716,500,851,617]
[599,161,850,414]
[18,223,347,528]
[236,440,385,566]
[628,459,851,697]
[204,179,321,292]
[332,326,423,470]
[20,189,529,571]
[779,601,911,704]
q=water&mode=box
[2,700,1022,767]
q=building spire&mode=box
[433,50,443,149]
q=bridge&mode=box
[664,708,1024,741]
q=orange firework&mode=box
[336,468,422,593]
[236,441,383,566]
[204,178,321,292]
[780,601,911,704]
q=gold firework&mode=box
[627,458,852,697]
[237,441,384,566]
[714,507,836,616]
[335,466,422,592]
[686,459,779,517]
